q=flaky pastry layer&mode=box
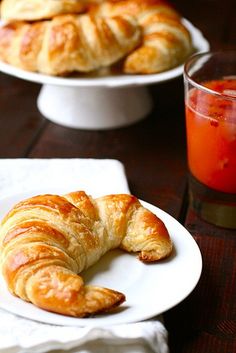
[0,191,172,317]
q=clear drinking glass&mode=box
[184,51,236,228]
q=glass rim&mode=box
[184,50,236,101]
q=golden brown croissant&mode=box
[0,13,141,75]
[0,191,172,317]
[0,0,88,21]
[90,0,193,73]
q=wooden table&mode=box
[0,0,235,352]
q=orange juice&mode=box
[186,79,236,194]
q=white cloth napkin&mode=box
[0,158,169,353]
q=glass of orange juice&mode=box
[184,51,236,228]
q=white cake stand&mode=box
[0,20,209,130]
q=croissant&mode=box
[0,191,172,317]
[0,0,88,21]
[90,0,193,74]
[0,13,141,75]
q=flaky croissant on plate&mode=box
[0,191,172,317]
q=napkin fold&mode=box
[0,158,130,198]
[0,158,169,353]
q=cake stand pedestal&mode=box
[0,20,209,130]
[37,85,152,129]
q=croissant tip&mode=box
[105,292,126,314]
[118,292,126,305]
[138,248,172,263]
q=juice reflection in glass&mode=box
[184,52,236,228]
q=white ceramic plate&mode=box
[0,190,202,327]
[0,20,209,87]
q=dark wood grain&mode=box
[29,78,188,218]
[0,1,235,352]
[165,209,236,353]
[0,73,45,157]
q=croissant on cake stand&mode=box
[0,191,172,317]
[90,0,193,74]
[0,0,209,130]
[0,14,141,75]
[0,0,88,21]
[0,0,193,75]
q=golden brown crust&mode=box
[0,0,193,76]
[90,0,180,19]
[0,0,88,21]
[91,0,193,73]
[0,191,172,317]
[0,13,141,75]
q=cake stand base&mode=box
[37,84,153,130]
